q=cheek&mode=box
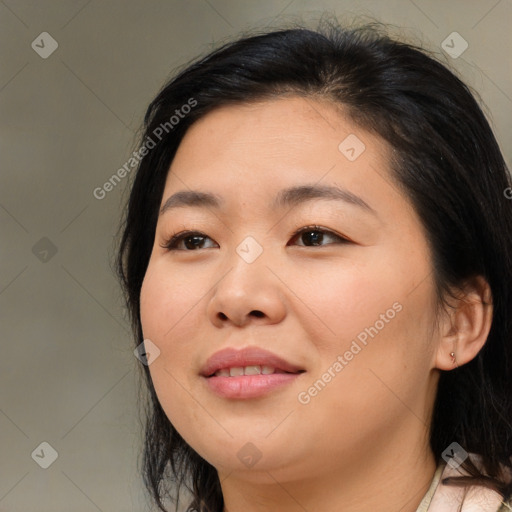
[139,262,201,405]
[291,250,435,383]
[139,263,206,444]
[140,260,204,345]
[289,255,402,349]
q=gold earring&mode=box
[450,352,458,367]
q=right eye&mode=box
[160,231,218,251]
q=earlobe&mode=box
[449,351,458,368]
[434,275,493,371]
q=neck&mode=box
[219,423,437,512]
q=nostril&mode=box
[251,310,264,318]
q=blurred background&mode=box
[1,1,510,510]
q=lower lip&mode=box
[203,373,302,399]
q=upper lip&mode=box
[200,346,305,377]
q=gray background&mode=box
[1,1,510,511]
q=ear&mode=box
[435,275,493,370]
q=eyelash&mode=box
[159,225,351,251]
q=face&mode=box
[140,96,440,483]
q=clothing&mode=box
[415,457,511,512]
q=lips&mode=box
[200,346,305,378]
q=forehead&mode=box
[174,95,355,157]
[165,96,392,196]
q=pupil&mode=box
[185,236,203,250]
[304,230,322,246]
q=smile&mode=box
[213,365,290,377]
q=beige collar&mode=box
[415,459,508,512]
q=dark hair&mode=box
[115,17,512,512]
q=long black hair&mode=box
[115,17,512,512]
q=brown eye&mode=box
[289,226,349,247]
[160,231,218,251]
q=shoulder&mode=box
[497,499,512,511]
[428,453,511,512]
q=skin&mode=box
[139,95,492,512]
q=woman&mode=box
[115,18,512,512]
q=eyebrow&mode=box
[159,184,377,217]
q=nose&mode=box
[206,243,287,328]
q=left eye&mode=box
[288,225,349,247]
[160,225,349,251]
